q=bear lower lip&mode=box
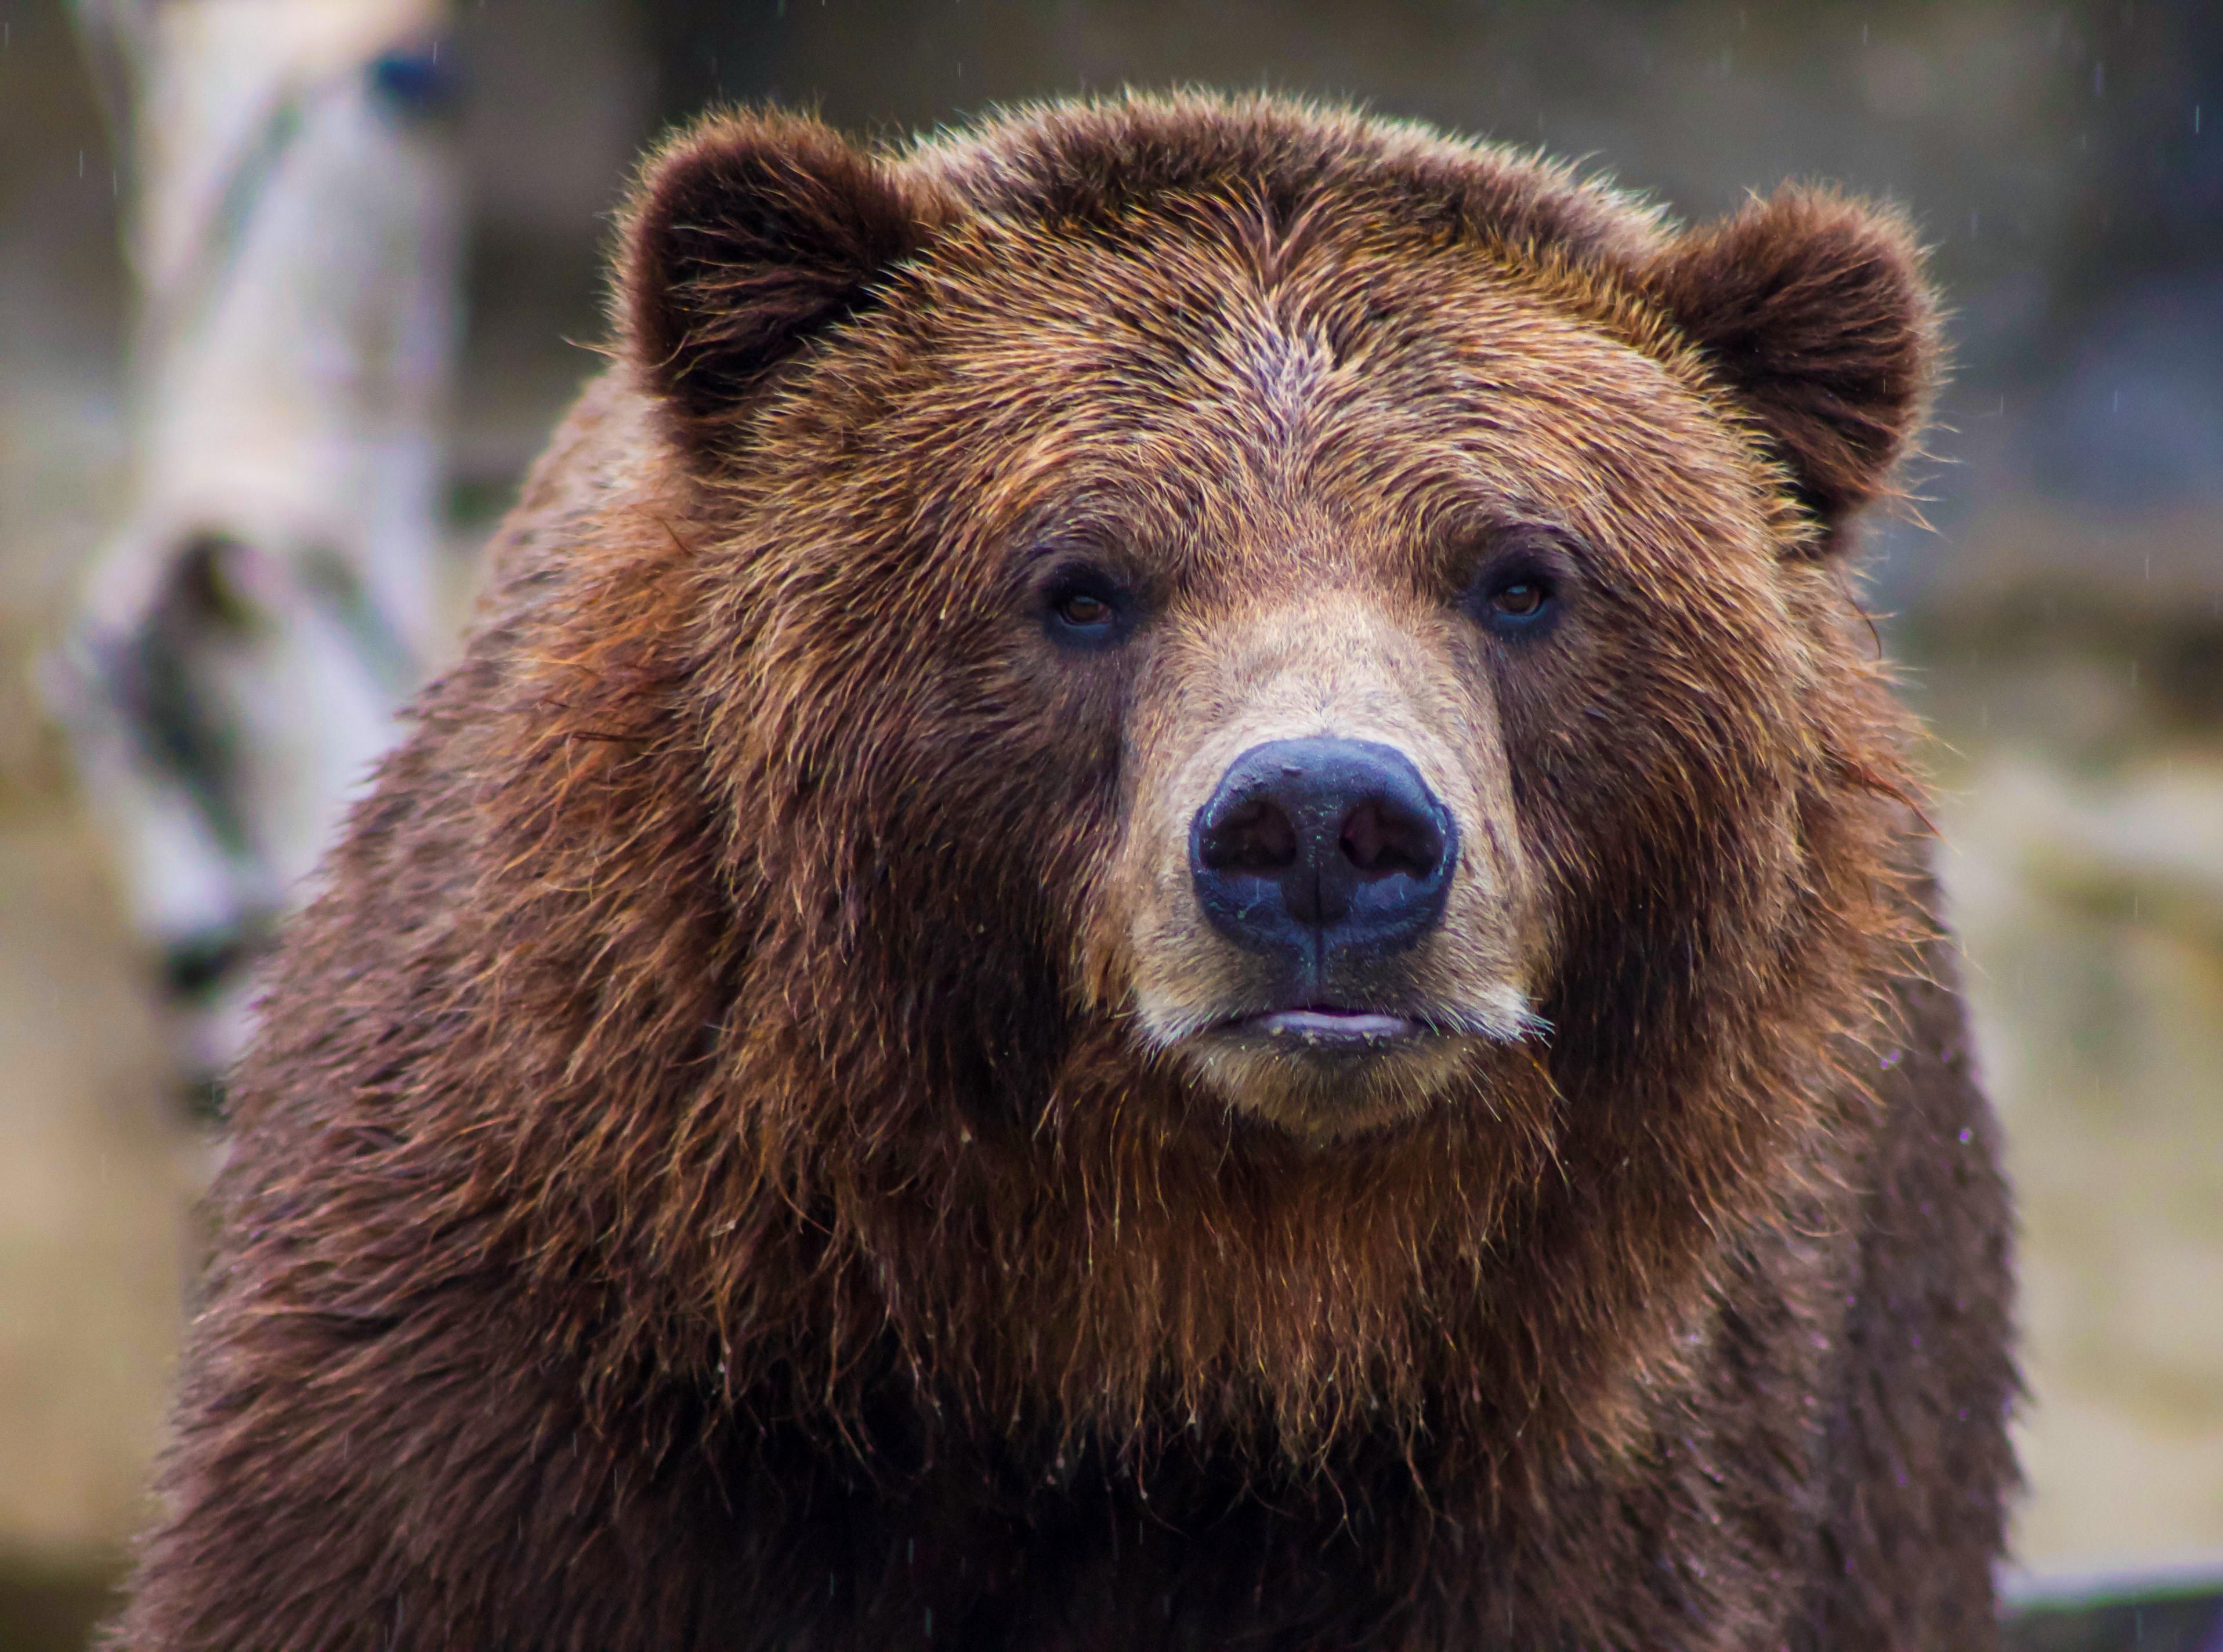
[1241,1008,1423,1045]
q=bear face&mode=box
[627,102,1917,1152]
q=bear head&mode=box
[528,94,1935,1452]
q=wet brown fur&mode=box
[111,94,2014,1651]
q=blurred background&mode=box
[2,1,2218,1646]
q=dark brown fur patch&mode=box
[625,109,950,463]
[1643,186,1939,535]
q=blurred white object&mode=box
[56,0,460,1082]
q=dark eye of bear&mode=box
[1490,581,1545,618]
[1043,569,1132,649]
[1465,528,1577,637]
[1470,565,1560,635]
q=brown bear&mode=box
[110,93,2017,1651]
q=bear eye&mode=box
[1056,590,1112,627]
[1470,566,1559,635]
[1462,527,1578,638]
[1041,567,1134,650]
[1489,580,1546,619]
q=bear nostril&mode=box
[1338,798,1443,881]
[1200,797,1299,874]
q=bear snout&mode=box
[1106,593,1545,1121]
[1189,737,1456,974]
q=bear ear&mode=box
[1644,188,1939,546]
[621,111,942,464]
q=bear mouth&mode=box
[1222,1006,1428,1050]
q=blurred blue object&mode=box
[368,39,456,117]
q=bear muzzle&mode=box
[1108,599,1544,1128]
[1189,737,1457,1052]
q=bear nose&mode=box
[1190,738,1456,968]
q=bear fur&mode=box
[111,94,2016,1651]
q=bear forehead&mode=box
[909,201,1688,396]
[765,207,1773,595]
[881,89,1722,422]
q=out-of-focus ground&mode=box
[1917,600,2223,1573]
[2,1,2218,1644]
